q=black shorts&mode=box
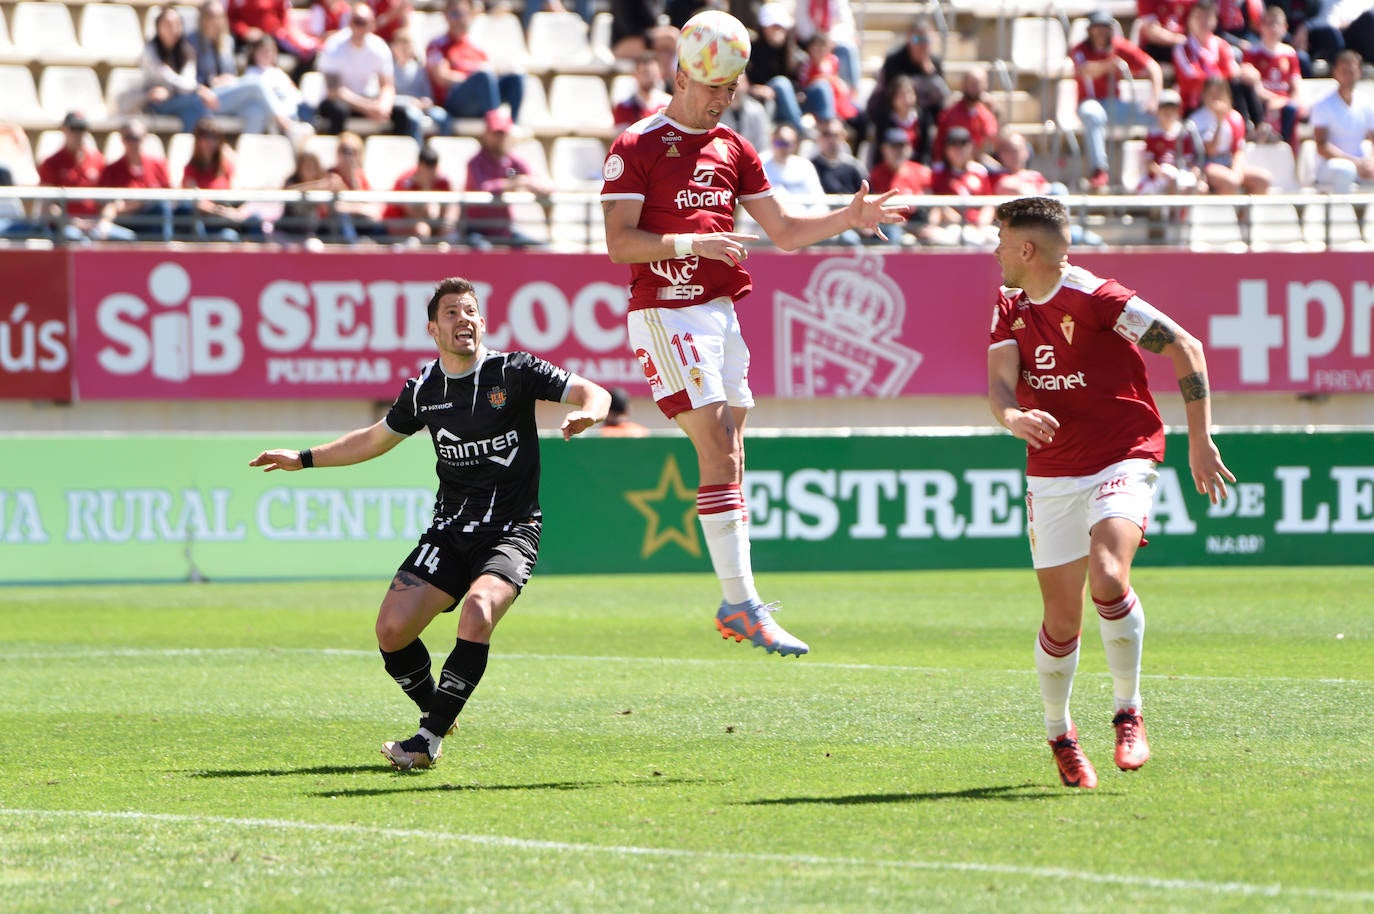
[398,521,541,609]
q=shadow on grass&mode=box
[742,783,1060,806]
[186,765,385,778]
[314,776,718,798]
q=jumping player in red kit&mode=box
[987,196,1235,788]
[601,10,907,657]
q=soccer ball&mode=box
[676,10,751,86]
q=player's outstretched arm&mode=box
[603,198,758,265]
[1137,312,1237,504]
[989,343,1059,449]
[559,375,612,441]
[742,181,908,251]
[249,420,407,472]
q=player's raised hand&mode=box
[249,449,304,472]
[560,412,600,441]
[846,181,909,240]
[1189,437,1236,504]
[693,232,759,266]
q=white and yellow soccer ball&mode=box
[676,10,751,86]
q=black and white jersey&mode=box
[385,348,571,534]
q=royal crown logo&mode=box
[773,254,921,397]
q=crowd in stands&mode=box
[5,0,1374,249]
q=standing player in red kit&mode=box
[987,196,1235,788]
[601,10,906,657]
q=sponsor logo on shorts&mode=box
[635,347,664,392]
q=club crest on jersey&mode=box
[1060,315,1076,344]
[487,387,507,409]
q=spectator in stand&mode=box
[718,73,773,152]
[189,1,288,134]
[330,130,387,241]
[226,0,320,70]
[927,125,996,247]
[146,7,250,133]
[98,118,174,241]
[599,387,650,438]
[278,147,347,242]
[316,3,424,144]
[462,108,552,249]
[244,36,315,135]
[181,118,266,240]
[426,0,524,125]
[793,0,861,89]
[992,130,1057,195]
[1072,9,1164,190]
[1187,76,1273,192]
[1311,49,1374,191]
[866,127,931,246]
[798,30,864,135]
[307,0,352,42]
[868,15,949,166]
[1175,0,1267,128]
[1139,88,1204,192]
[610,0,679,78]
[370,0,414,44]
[1219,0,1266,50]
[392,28,450,137]
[613,53,672,130]
[1243,5,1306,147]
[745,3,814,133]
[763,123,843,228]
[382,144,457,243]
[38,113,136,241]
[810,116,867,196]
[1296,0,1359,66]
[868,75,921,166]
[934,67,1000,166]
[1136,0,1194,63]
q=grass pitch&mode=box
[1,567,1371,913]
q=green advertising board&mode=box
[1,430,1370,584]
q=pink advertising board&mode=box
[0,250,73,401]
[68,248,1374,399]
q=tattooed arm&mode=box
[1134,308,1237,504]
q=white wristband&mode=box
[673,233,698,258]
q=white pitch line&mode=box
[0,647,1367,686]
[0,808,1369,905]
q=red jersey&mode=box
[228,0,288,38]
[1242,43,1300,98]
[38,146,105,217]
[1137,0,1192,36]
[989,265,1165,476]
[425,34,488,101]
[798,53,858,119]
[1173,34,1238,110]
[612,93,669,128]
[600,113,772,312]
[182,158,233,189]
[1070,36,1155,103]
[868,159,930,195]
[930,160,992,196]
[382,167,451,220]
[100,155,171,190]
[369,0,404,42]
[933,101,999,160]
[1143,123,1188,168]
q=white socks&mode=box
[697,483,759,606]
[1035,625,1080,740]
[1095,588,1145,712]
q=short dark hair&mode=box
[427,276,478,321]
[994,196,1069,233]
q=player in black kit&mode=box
[250,276,611,770]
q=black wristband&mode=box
[299,448,314,469]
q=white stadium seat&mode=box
[11,2,90,64]
[546,75,613,135]
[469,11,528,74]
[78,3,146,66]
[526,11,604,74]
[0,65,53,129]
[232,133,297,189]
[362,134,420,192]
[38,66,109,123]
[425,135,479,188]
[549,136,607,190]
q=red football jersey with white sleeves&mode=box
[989,265,1166,477]
[600,112,773,311]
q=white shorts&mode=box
[1025,459,1159,570]
[626,298,754,419]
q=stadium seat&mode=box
[1118,138,1146,193]
[0,65,54,129]
[549,136,607,190]
[550,199,605,250]
[0,126,39,185]
[0,8,33,64]
[38,66,110,124]
[1297,78,1336,111]
[362,134,419,192]
[1303,199,1366,248]
[1185,203,1246,251]
[232,133,297,189]
[515,73,551,133]
[590,12,613,63]
[469,11,528,74]
[78,3,146,66]
[1245,141,1300,193]
[407,9,446,48]
[526,11,605,74]
[166,131,194,186]
[105,66,149,117]
[1249,200,1311,250]
[302,132,339,170]
[546,75,614,135]
[1010,17,1069,78]
[509,199,550,243]
[425,135,478,188]
[510,136,548,180]
[11,2,90,64]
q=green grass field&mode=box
[1,568,1371,913]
